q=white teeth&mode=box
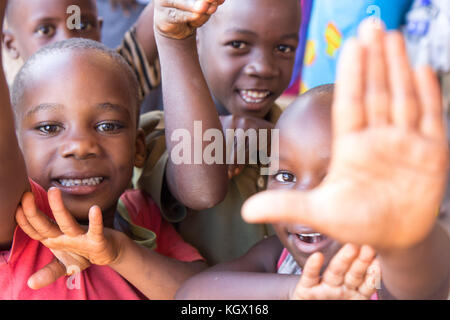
[240,90,271,103]
[59,177,103,187]
[299,233,321,237]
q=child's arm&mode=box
[16,188,206,299]
[176,241,378,300]
[0,0,29,249]
[242,22,450,299]
[153,0,228,210]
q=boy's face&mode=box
[5,0,101,60]
[268,92,342,269]
[197,0,301,118]
[15,51,144,224]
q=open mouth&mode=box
[57,177,104,187]
[289,229,332,254]
[296,232,327,244]
[238,89,272,104]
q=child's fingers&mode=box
[344,245,377,290]
[159,0,212,15]
[333,38,366,137]
[358,20,390,126]
[298,252,324,288]
[19,191,62,239]
[358,259,380,298]
[48,188,84,237]
[27,258,67,290]
[322,244,360,287]
[87,206,105,242]
[16,205,45,242]
[414,66,446,141]
[385,32,419,130]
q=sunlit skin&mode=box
[270,89,342,270]
[15,50,145,227]
[197,0,301,119]
[4,0,101,60]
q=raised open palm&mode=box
[242,22,449,251]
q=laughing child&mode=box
[0,0,227,299]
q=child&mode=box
[176,85,381,299]
[147,0,303,265]
[0,0,227,299]
[3,0,159,103]
[237,22,450,299]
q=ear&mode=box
[2,30,20,60]
[134,128,147,168]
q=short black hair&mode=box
[11,38,140,121]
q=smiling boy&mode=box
[3,0,159,100]
[161,0,302,265]
[0,0,227,299]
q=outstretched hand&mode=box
[15,188,122,289]
[242,21,449,251]
[154,0,225,39]
[291,244,379,300]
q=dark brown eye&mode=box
[274,171,297,183]
[229,41,247,49]
[36,124,61,135]
[96,122,124,133]
[36,25,56,37]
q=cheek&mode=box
[273,223,289,246]
[20,135,55,183]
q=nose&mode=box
[59,133,101,160]
[244,50,280,79]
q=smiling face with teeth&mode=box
[13,47,146,226]
[197,0,301,118]
[268,85,342,269]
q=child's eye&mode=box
[227,41,248,50]
[35,25,56,37]
[96,122,124,133]
[36,124,62,135]
[274,171,297,183]
[78,21,94,32]
[276,44,296,54]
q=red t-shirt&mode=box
[0,180,203,300]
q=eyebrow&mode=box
[224,28,299,41]
[96,102,132,120]
[25,103,64,118]
[224,28,258,37]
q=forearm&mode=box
[135,1,158,64]
[0,0,29,248]
[379,224,450,300]
[175,271,299,300]
[155,32,227,210]
[109,233,207,299]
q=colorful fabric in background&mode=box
[293,0,413,95]
[285,0,313,95]
[403,0,450,73]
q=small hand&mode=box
[220,115,274,178]
[291,244,380,300]
[16,188,123,289]
[154,0,225,39]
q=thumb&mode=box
[27,258,66,290]
[241,189,325,227]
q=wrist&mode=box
[106,229,129,267]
